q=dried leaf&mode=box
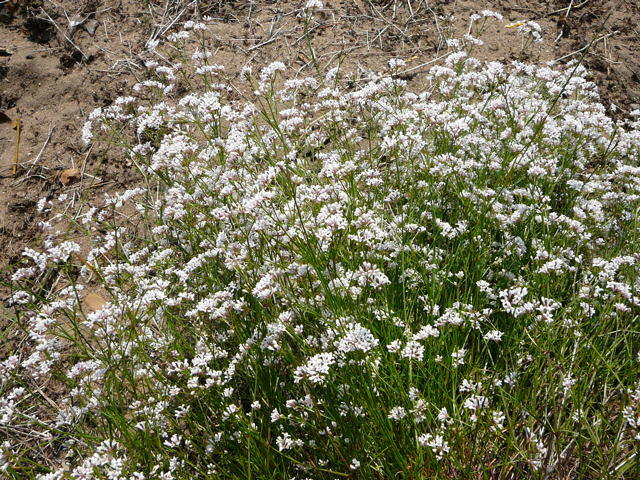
[84,293,107,312]
[60,168,81,185]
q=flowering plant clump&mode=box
[3,14,640,480]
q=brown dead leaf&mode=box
[60,168,81,185]
[84,293,107,312]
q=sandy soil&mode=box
[1,0,639,290]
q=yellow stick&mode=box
[12,118,21,176]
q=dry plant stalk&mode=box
[11,118,21,176]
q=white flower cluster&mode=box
[5,13,640,479]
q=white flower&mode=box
[276,433,296,451]
[492,410,505,431]
[483,330,504,342]
[463,395,488,411]
[518,20,543,43]
[413,325,440,340]
[293,353,335,384]
[562,374,576,393]
[336,322,379,353]
[481,10,503,21]
[387,340,402,353]
[388,406,406,421]
[252,270,281,300]
[451,348,467,367]
[437,407,451,424]
[305,0,323,9]
[388,58,406,69]
[355,262,390,289]
[271,409,283,423]
[418,432,450,460]
[401,341,425,361]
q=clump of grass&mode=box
[3,10,640,480]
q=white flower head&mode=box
[305,0,323,9]
[388,406,406,421]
